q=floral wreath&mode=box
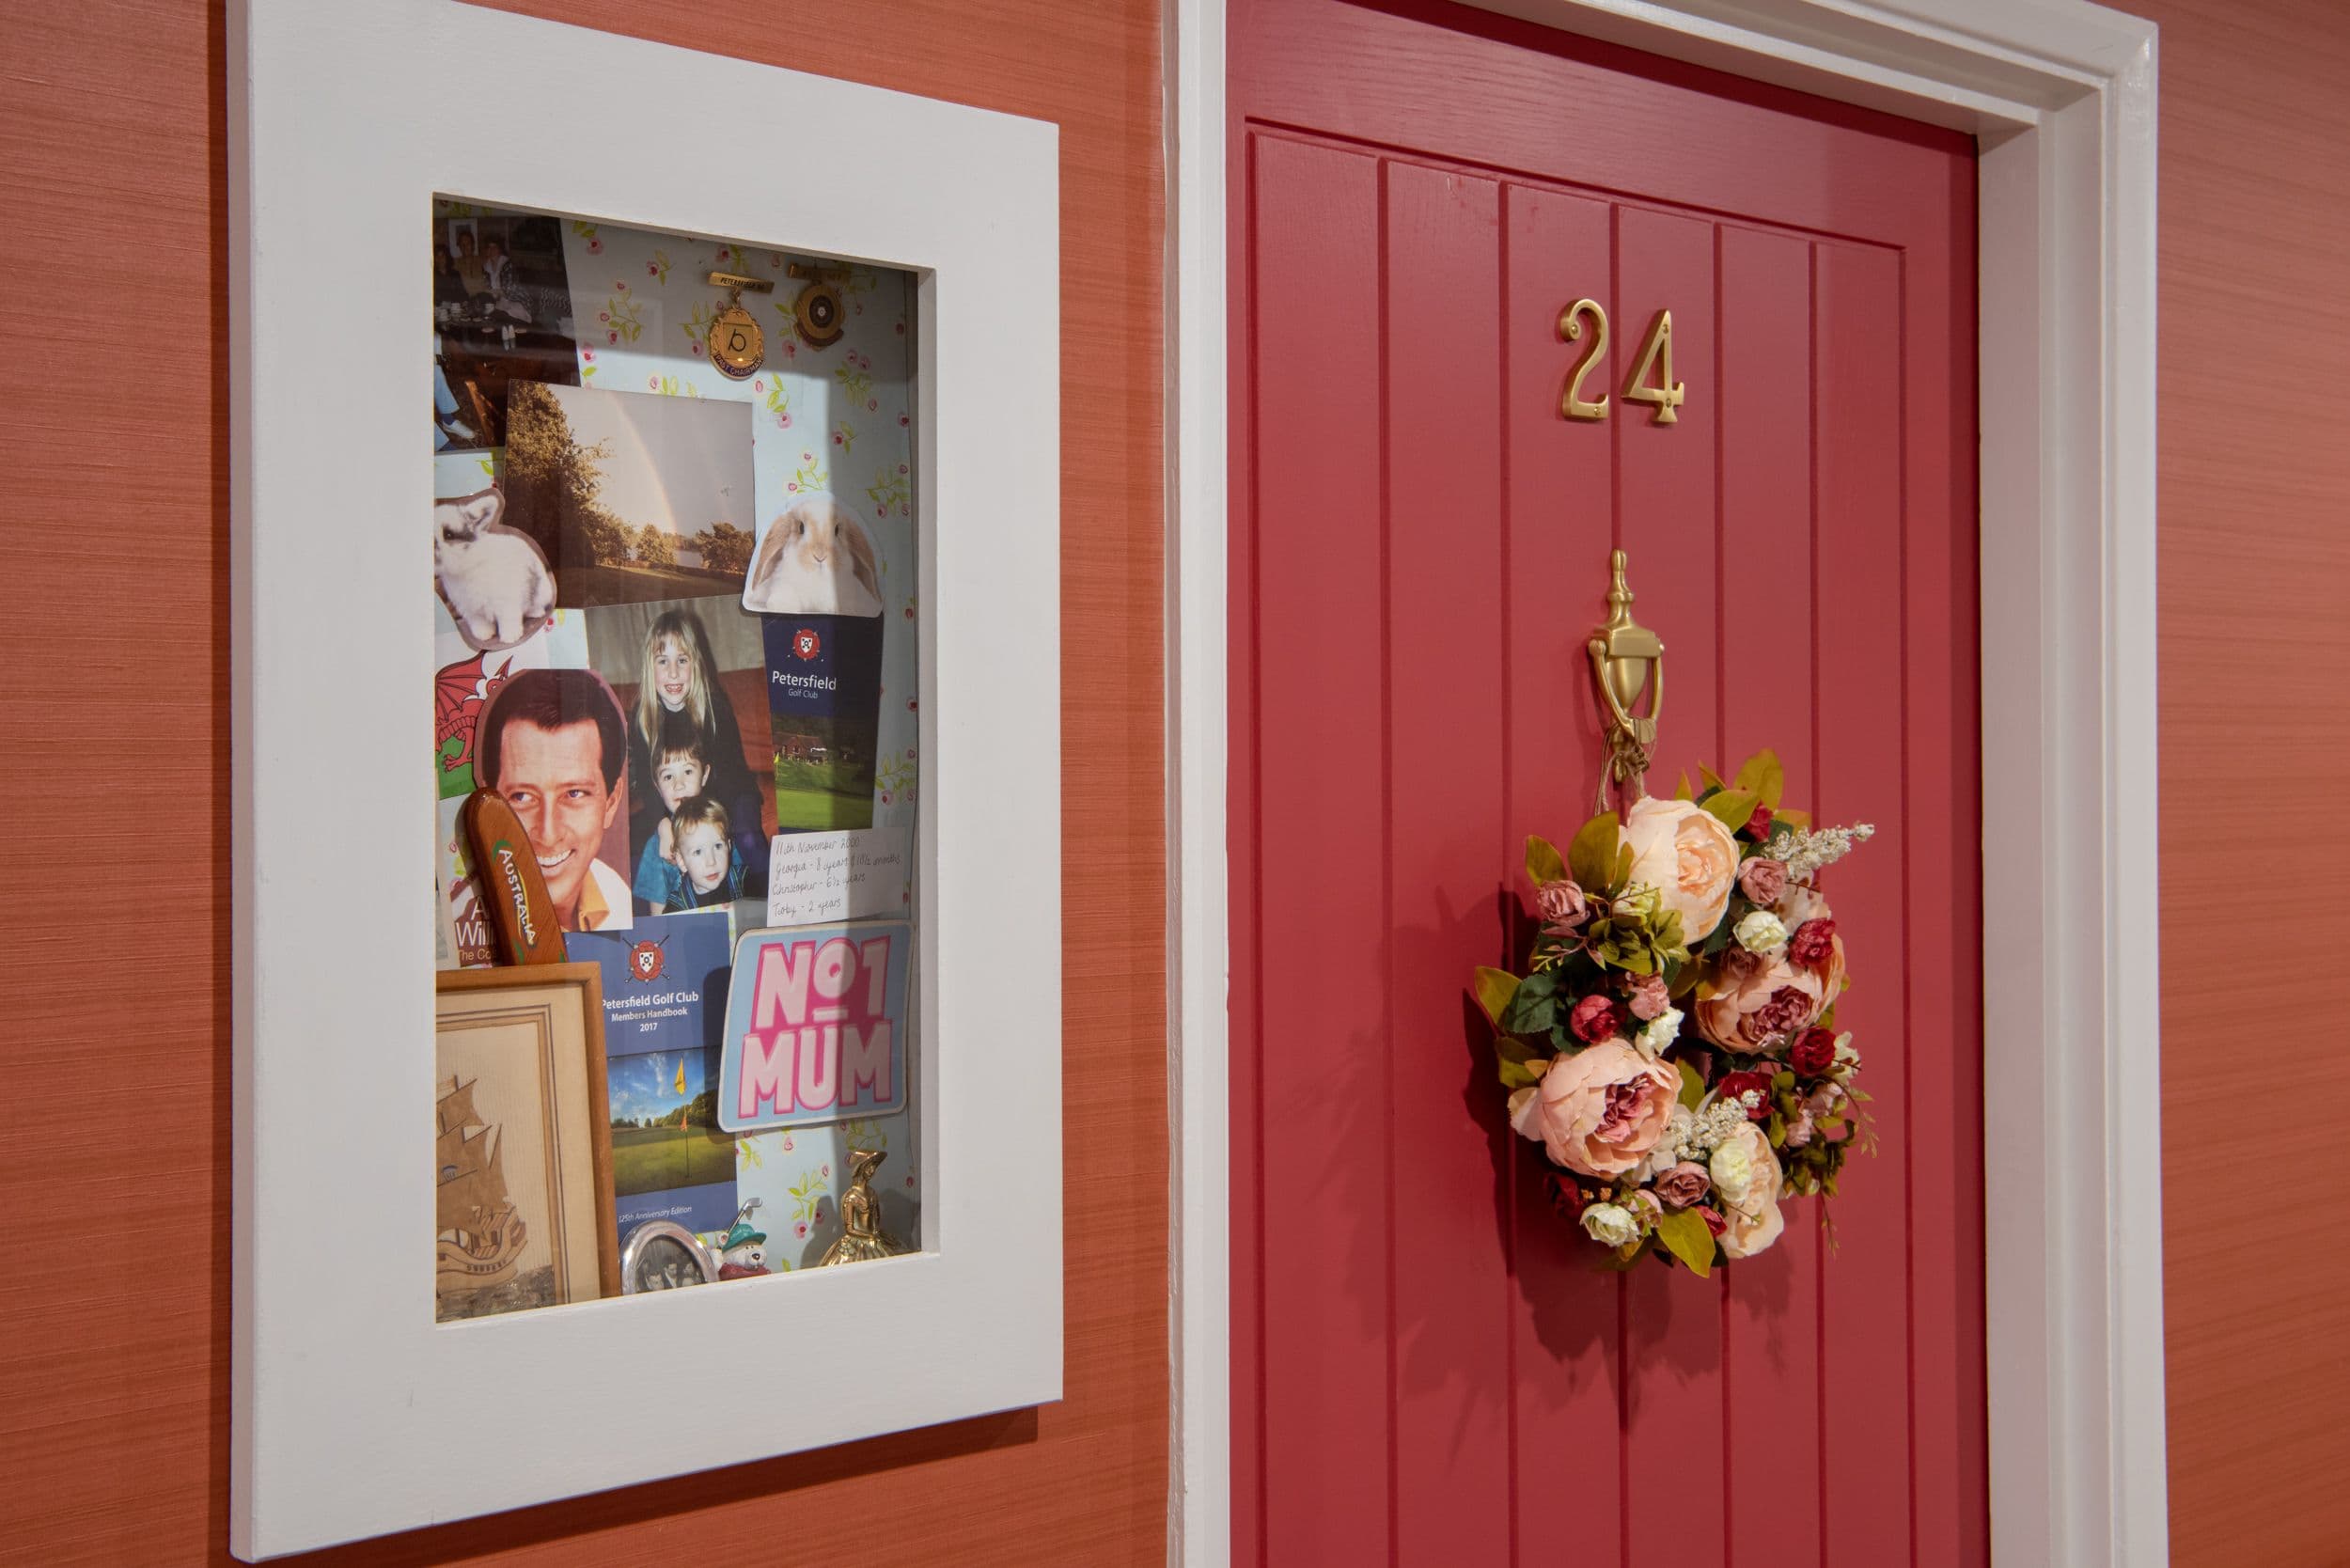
[1470,749,1873,1275]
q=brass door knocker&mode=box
[1587,549,1664,813]
[707,269,774,379]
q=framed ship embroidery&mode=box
[434,964,620,1320]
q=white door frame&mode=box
[1165,0,2163,1564]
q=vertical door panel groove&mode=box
[1384,157,1511,1566]
[1719,222,1822,1568]
[1242,133,1391,1567]
[1502,180,1623,1568]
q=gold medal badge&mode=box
[788,260,850,349]
[706,270,774,380]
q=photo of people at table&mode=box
[433,211,580,451]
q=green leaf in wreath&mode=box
[1471,966,1519,1030]
[1675,1059,1706,1110]
[1566,814,1621,893]
[1497,1056,1541,1090]
[1668,957,1705,999]
[1612,842,1635,895]
[1700,789,1760,833]
[1651,909,1684,954]
[1733,748,1785,810]
[1699,761,1728,792]
[1526,834,1569,887]
[1653,1207,1716,1278]
[1505,986,1559,1035]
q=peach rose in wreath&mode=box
[1621,797,1739,944]
[1716,1121,1787,1260]
[1695,954,1825,1054]
[1525,1041,1679,1177]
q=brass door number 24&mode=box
[1558,300,1686,425]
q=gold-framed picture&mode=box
[434,963,619,1321]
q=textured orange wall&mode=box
[0,2,1166,1563]
[7,0,2349,1561]
[2133,1,2350,1561]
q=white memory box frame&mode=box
[228,2,1061,1558]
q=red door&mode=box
[1227,3,1983,1563]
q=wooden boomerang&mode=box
[461,788,568,966]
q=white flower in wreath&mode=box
[1633,1004,1684,1058]
[1580,1201,1640,1248]
[1716,1122,1787,1260]
[1709,1133,1760,1207]
[1732,909,1789,954]
[1832,1031,1862,1080]
[1637,1105,1697,1177]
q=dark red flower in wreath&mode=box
[1699,1206,1728,1238]
[1744,802,1775,839]
[1789,918,1839,966]
[1543,1169,1591,1219]
[1568,993,1625,1044]
[1789,1027,1837,1077]
[1715,1069,1774,1121]
[791,627,822,660]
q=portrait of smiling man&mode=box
[478,667,634,933]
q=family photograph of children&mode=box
[585,594,776,914]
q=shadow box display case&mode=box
[230,1,1061,1556]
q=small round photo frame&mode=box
[619,1219,716,1294]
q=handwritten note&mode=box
[765,829,911,927]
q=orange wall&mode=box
[0,2,1166,1564]
[7,0,2348,1562]
[2136,0,2350,1561]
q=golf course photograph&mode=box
[606,1048,735,1197]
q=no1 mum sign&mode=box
[717,920,911,1132]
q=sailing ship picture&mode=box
[436,1075,530,1300]
[435,964,622,1321]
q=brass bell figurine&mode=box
[816,1148,902,1266]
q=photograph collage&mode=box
[429,198,921,1322]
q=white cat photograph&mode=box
[434,487,556,651]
